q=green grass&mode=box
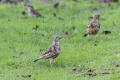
[0,0,120,80]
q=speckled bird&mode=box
[27,5,43,17]
[84,14,100,40]
[33,35,62,66]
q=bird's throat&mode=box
[53,41,59,46]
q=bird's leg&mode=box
[49,58,53,67]
[94,35,98,41]
[88,34,90,41]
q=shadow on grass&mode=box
[33,60,66,68]
[94,40,99,46]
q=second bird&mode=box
[84,14,100,40]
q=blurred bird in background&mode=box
[27,5,44,17]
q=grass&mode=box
[0,0,120,80]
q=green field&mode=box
[0,0,120,80]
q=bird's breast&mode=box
[55,45,60,53]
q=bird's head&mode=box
[27,5,33,9]
[93,14,100,19]
[54,35,62,42]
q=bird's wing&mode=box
[40,45,57,59]
[87,20,94,28]
[31,8,42,16]
[86,19,100,34]
[85,20,95,34]
[43,45,54,54]
[97,22,100,28]
[88,19,100,28]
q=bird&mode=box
[27,5,43,17]
[54,2,59,8]
[33,35,62,67]
[83,14,100,40]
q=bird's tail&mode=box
[33,57,42,62]
[33,59,39,62]
[83,33,88,37]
